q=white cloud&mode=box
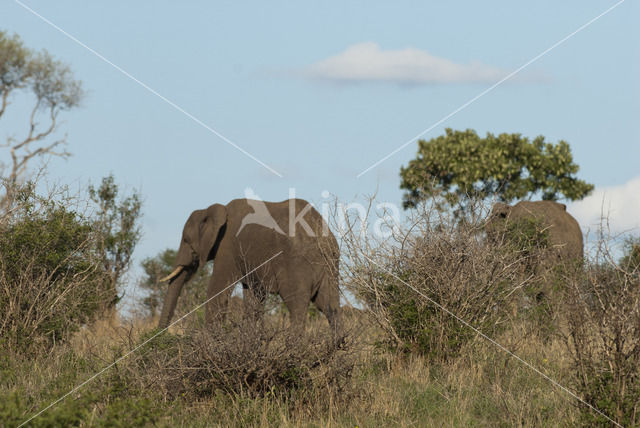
[304,42,510,85]
[569,176,640,235]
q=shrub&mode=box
[138,318,356,406]
[0,184,110,352]
[340,200,541,361]
[491,215,567,340]
[620,236,640,274]
[563,241,640,426]
[0,178,141,353]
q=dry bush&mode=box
[0,178,141,355]
[131,316,358,412]
[337,197,552,361]
[562,232,640,426]
[0,184,112,353]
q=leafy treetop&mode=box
[0,30,83,211]
[89,174,142,307]
[400,128,594,213]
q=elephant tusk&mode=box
[160,266,183,282]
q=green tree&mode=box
[89,174,143,308]
[0,183,108,351]
[620,237,640,274]
[400,128,594,215]
[0,31,83,211]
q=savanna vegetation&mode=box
[2,30,640,427]
[3,189,639,427]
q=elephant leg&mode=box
[205,273,235,324]
[284,297,308,331]
[312,275,342,338]
[280,274,311,331]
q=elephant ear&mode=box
[198,204,227,265]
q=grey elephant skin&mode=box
[487,200,584,263]
[158,198,341,332]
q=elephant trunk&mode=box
[158,268,193,329]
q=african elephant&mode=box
[487,200,584,263]
[157,198,341,333]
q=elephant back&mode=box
[511,200,583,261]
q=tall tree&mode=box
[0,31,83,211]
[89,174,142,308]
[400,128,594,215]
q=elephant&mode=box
[157,198,341,333]
[487,200,584,264]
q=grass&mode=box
[0,310,583,427]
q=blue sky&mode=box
[1,1,639,283]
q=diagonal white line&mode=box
[362,254,622,427]
[18,251,283,427]
[14,0,283,178]
[357,0,626,178]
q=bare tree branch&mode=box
[0,31,82,212]
[0,90,9,119]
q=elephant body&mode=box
[158,198,340,331]
[487,200,584,263]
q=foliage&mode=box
[89,174,142,308]
[502,217,551,255]
[489,215,566,340]
[0,183,108,351]
[362,243,517,360]
[340,202,540,361]
[563,248,640,426]
[0,31,83,211]
[399,128,594,215]
[619,236,640,274]
[0,176,141,353]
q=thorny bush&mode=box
[563,235,640,427]
[135,317,358,409]
[338,198,558,361]
[0,184,109,352]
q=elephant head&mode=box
[158,204,227,328]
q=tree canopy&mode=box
[0,30,83,211]
[89,174,143,307]
[400,128,594,213]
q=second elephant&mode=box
[487,200,584,263]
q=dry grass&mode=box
[1,298,583,427]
